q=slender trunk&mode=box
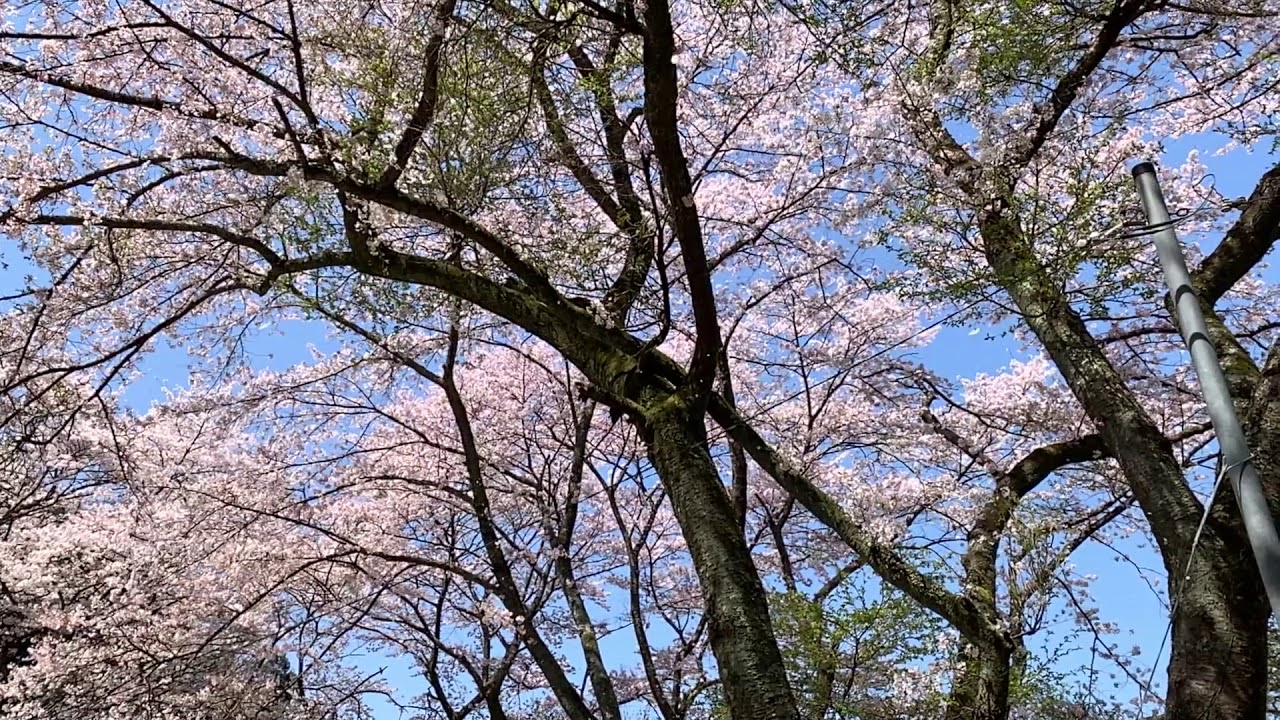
[557,403,624,720]
[443,374,597,720]
[643,398,800,720]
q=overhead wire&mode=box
[1116,172,1235,240]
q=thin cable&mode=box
[1099,173,1238,243]
[1141,453,1254,713]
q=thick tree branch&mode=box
[0,60,273,137]
[532,42,655,326]
[1007,0,1150,167]
[922,399,1111,651]
[705,395,1006,648]
[900,79,1207,565]
[566,43,656,322]
[22,214,364,307]
[1193,163,1280,306]
[199,152,563,301]
[1006,435,1109,494]
[641,0,721,405]
[139,0,312,117]
[379,0,458,188]
[1245,341,1280,521]
[1148,165,1280,401]
[532,49,626,227]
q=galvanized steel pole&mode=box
[1132,161,1280,620]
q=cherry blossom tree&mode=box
[775,1,1280,718]
[2,0,1276,719]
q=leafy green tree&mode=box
[702,575,946,720]
[771,581,945,720]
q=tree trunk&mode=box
[946,642,1013,720]
[1164,516,1268,720]
[643,397,800,720]
[949,526,1012,720]
[1181,340,1280,720]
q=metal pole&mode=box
[1132,161,1280,620]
